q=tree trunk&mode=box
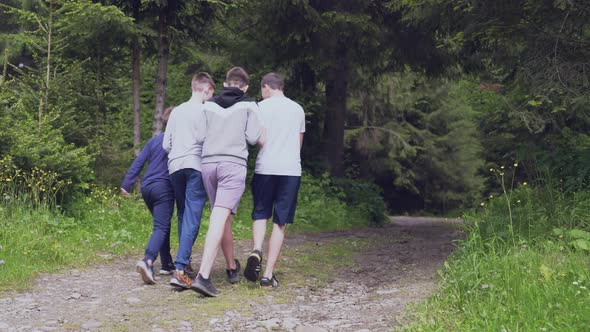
[152,7,170,136]
[132,40,141,156]
[323,55,348,177]
[40,0,53,128]
[130,0,142,156]
[293,61,316,95]
[2,48,7,84]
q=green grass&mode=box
[404,187,590,331]
[0,189,153,290]
[0,175,377,290]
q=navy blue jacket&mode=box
[121,134,171,192]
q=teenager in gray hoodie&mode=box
[191,67,264,297]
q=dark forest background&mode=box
[1,0,589,214]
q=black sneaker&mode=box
[226,259,241,284]
[136,259,156,285]
[191,274,220,297]
[244,249,262,282]
[159,263,175,275]
[170,270,192,289]
[260,275,279,289]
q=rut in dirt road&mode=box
[0,217,462,331]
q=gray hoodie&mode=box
[198,100,262,166]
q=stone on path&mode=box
[0,322,9,329]
[324,319,344,328]
[179,320,192,328]
[258,318,280,330]
[295,326,329,332]
[81,320,103,329]
[126,297,141,304]
[282,317,299,330]
[68,293,82,300]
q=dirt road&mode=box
[0,217,461,331]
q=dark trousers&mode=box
[141,181,174,267]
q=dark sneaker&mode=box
[226,259,241,284]
[191,274,220,297]
[159,263,175,275]
[244,249,262,282]
[136,259,156,285]
[260,275,279,289]
[170,270,192,289]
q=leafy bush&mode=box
[0,155,73,208]
[0,70,94,193]
[331,177,386,226]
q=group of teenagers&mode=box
[121,67,305,297]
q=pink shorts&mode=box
[201,162,247,214]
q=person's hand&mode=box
[120,188,130,196]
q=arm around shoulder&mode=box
[245,103,263,145]
[195,106,208,145]
[162,112,174,153]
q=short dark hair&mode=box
[162,106,175,125]
[225,67,249,88]
[261,72,284,91]
[192,72,215,92]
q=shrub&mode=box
[331,177,387,226]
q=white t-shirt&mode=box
[255,95,305,176]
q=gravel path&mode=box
[0,217,461,332]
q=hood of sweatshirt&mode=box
[212,87,254,108]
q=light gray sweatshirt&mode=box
[163,94,205,174]
[197,101,262,166]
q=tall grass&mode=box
[405,185,590,331]
[0,158,382,290]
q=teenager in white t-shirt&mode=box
[243,72,305,288]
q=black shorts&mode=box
[251,174,301,225]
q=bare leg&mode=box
[198,206,231,279]
[252,219,267,251]
[263,223,286,279]
[220,214,236,269]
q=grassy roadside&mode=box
[0,175,381,290]
[403,186,590,331]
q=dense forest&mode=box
[1,0,589,214]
